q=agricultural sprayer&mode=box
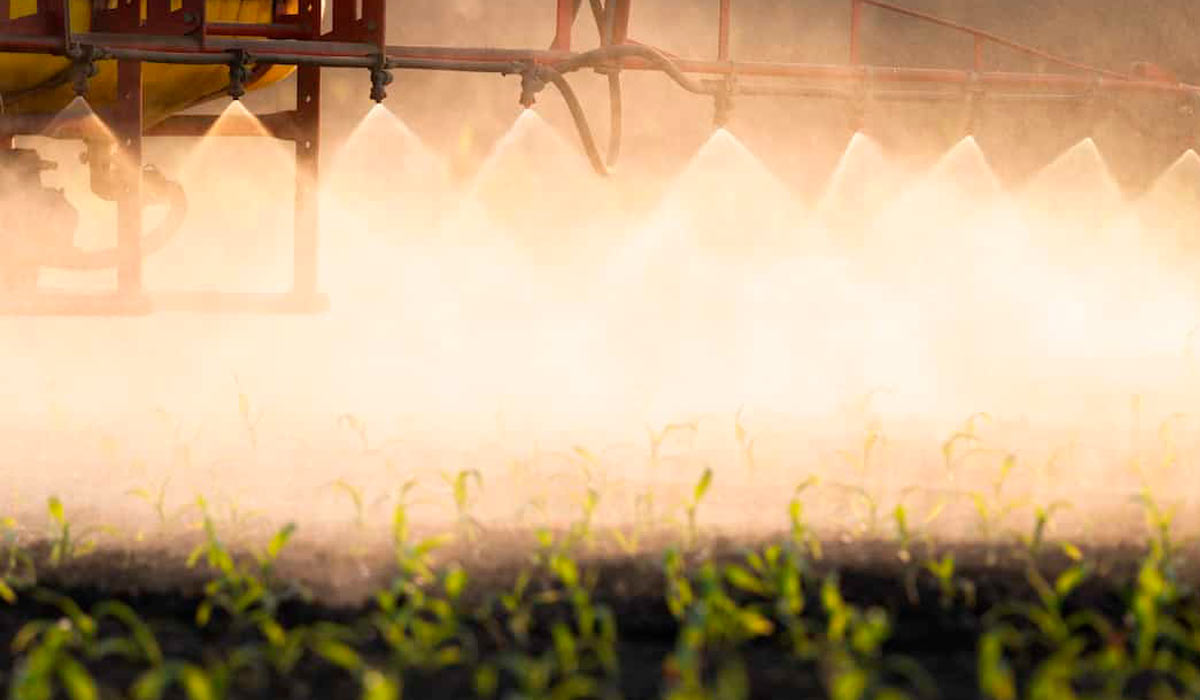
[0,0,1197,315]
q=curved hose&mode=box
[42,171,188,270]
[534,44,716,175]
[553,44,718,96]
[0,66,74,109]
[536,65,610,177]
[606,70,622,167]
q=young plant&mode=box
[391,481,450,585]
[11,592,164,700]
[445,469,483,544]
[234,374,264,451]
[647,421,697,471]
[0,516,35,604]
[125,477,190,533]
[734,407,756,476]
[186,497,305,628]
[46,496,105,567]
[331,478,367,529]
[692,468,716,540]
[788,477,822,560]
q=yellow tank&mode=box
[1,0,296,126]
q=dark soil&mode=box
[0,537,1182,699]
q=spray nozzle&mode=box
[965,71,985,136]
[68,46,100,98]
[369,65,394,103]
[849,66,873,134]
[227,51,252,100]
[518,63,547,108]
[713,74,736,129]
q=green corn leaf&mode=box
[551,623,578,674]
[1061,542,1083,562]
[131,667,172,700]
[362,669,401,700]
[267,522,297,561]
[444,567,468,601]
[739,610,775,637]
[312,638,363,672]
[47,496,65,527]
[724,565,768,596]
[1055,566,1088,599]
[180,666,216,700]
[694,468,713,504]
[56,657,98,700]
[195,600,213,628]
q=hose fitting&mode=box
[227,50,252,100]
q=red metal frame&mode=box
[0,0,1196,315]
[0,0,65,37]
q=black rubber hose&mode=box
[536,66,609,177]
[553,44,718,96]
[585,0,623,167]
[0,66,73,108]
[606,70,622,167]
[43,173,188,270]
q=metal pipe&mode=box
[0,33,63,52]
[206,22,311,40]
[385,57,522,73]
[1,36,1195,98]
[610,0,631,45]
[603,0,616,46]
[718,0,732,62]
[858,0,1133,80]
[386,45,570,63]
[555,44,717,95]
[551,0,579,51]
[849,0,862,65]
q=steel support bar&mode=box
[857,0,1132,80]
[206,22,311,39]
[610,0,631,45]
[717,0,732,61]
[551,0,578,51]
[293,64,319,301]
[850,0,862,65]
[114,60,143,297]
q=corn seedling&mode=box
[234,374,264,451]
[685,467,713,548]
[11,592,164,700]
[0,516,35,604]
[647,421,697,471]
[445,469,483,543]
[331,478,367,529]
[392,480,450,585]
[46,496,104,567]
[734,407,756,476]
[788,477,823,560]
[186,497,304,628]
